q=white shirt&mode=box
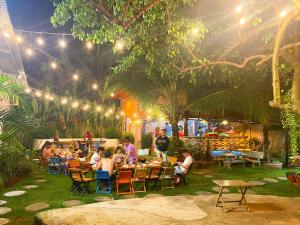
[90,152,100,165]
[180,155,193,174]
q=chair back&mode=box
[49,157,62,164]
[184,163,193,176]
[162,167,175,177]
[69,168,82,181]
[69,159,81,168]
[118,170,132,183]
[149,167,161,178]
[97,170,110,181]
[134,168,147,180]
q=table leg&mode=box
[239,187,248,205]
[215,186,223,207]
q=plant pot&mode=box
[295,175,300,186]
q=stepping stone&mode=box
[247,181,265,186]
[195,191,213,196]
[277,176,288,181]
[192,171,204,175]
[145,194,163,199]
[262,178,279,183]
[35,179,46,183]
[94,196,113,202]
[22,185,38,189]
[204,175,214,178]
[0,200,7,206]
[212,187,229,193]
[25,203,49,212]
[63,200,83,207]
[0,207,12,215]
[3,190,26,197]
[0,218,9,225]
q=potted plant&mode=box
[141,133,153,155]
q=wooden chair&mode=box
[132,168,147,194]
[69,168,93,196]
[158,167,175,191]
[146,167,161,190]
[69,159,81,169]
[116,170,133,195]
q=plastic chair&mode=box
[47,157,62,175]
[132,168,147,194]
[116,170,133,195]
[158,167,175,190]
[96,170,112,194]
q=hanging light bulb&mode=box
[45,94,50,100]
[115,39,124,51]
[105,112,109,117]
[26,48,34,56]
[51,61,57,69]
[235,5,242,13]
[92,83,98,90]
[120,111,125,116]
[116,115,120,119]
[147,115,151,120]
[72,74,79,81]
[59,39,67,48]
[16,35,23,44]
[35,91,42,97]
[133,113,137,118]
[3,31,10,39]
[239,18,246,25]
[110,92,115,97]
[280,10,287,17]
[83,104,90,111]
[147,109,152,114]
[86,41,93,49]
[96,106,102,112]
[71,101,79,108]
[191,27,199,36]
[61,98,68,105]
[25,88,32,93]
[49,96,54,101]
[36,37,45,46]
[108,108,113,114]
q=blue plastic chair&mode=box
[96,170,112,194]
[47,157,62,175]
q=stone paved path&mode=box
[247,181,266,186]
[35,179,47,183]
[0,200,7,206]
[3,190,26,197]
[195,191,213,196]
[212,187,229,193]
[277,176,288,181]
[63,200,83,207]
[22,185,39,189]
[94,196,114,202]
[0,207,12,215]
[204,175,214,178]
[0,218,9,225]
[262,178,279,183]
[25,203,49,212]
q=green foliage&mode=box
[167,137,184,156]
[104,127,121,139]
[281,92,299,157]
[121,132,135,144]
[141,133,153,149]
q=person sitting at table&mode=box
[90,146,104,169]
[174,150,193,183]
[83,131,92,141]
[96,151,115,179]
[124,137,137,164]
[113,146,125,166]
[43,143,53,161]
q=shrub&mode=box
[22,126,55,149]
[121,133,135,144]
[142,133,153,149]
[104,127,121,139]
[167,138,184,156]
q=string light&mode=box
[61,98,68,105]
[191,28,199,36]
[51,62,57,69]
[35,91,42,97]
[86,41,93,49]
[49,96,54,101]
[25,48,34,56]
[92,83,98,90]
[105,112,109,117]
[25,88,32,93]
[120,111,125,116]
[36,37,45,46]
[96,106,102,112]
[147,109,152,114]
[115,40,124,51]
[239,18,246,25]
[108,108,113,114]
[59,39,67,48]
[133,113,137,118]
[16,35,23,43]
[45,94,51,100]
[3,31,10,39]
[147,115,151,120]
[83,104,90,111]
[71,101,79,108]
[110,92,115,97]
[280,10,287,17]
[235,5,242,13]
[72,74,79,81]
[116,115,120,119]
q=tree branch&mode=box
[95,0,123,26]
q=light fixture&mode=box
[133,113,137,118]
[115,40,124,51]
[25,88,32,93]
[61,98,68,105]
[116,115,120,119]
[96,106,102,112]
[110,92,115,97]
[92,83,98,90]
[108,108,113,114]
[26,48,34,56]
[45,94,50,100]
[36,37,45,46]
[16,35,23,43]
[136,120,141,124]
[71,101,79,108]
[239,18,246,25]
[222,120,229,125]
[235,5,242,13]
[120,111,125,116]
[191,28,199,36]
[59,39,67,48]
[51,62,57,69]
[280,10,287,17]
[105,112,109,117]
[147,109,152,114]
[3,31,10,39]
[83,104,90,111]
[147,115,151,120]
[35,91,42,97]
[86,41,93,49]
[72,74,79,81]
[49,96,54,101]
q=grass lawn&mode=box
[1,163,300,225]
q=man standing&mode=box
[155,129,169,161]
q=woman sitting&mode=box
[112,146,125,167]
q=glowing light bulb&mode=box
[96,106,102,112]
[92,83,98,90]
[49,96,54,101]
[222,120,229,125]
[45,94,50,100]
[147,109,152,114]
[133,113,137,118]
[16,36,23,43]
[3,31,10,39]
[73,74,79,81]
[83,104,90,111]
[61,98,68,105]
[191,28,199,36]
[110,93,115,97]
[26,48,34,56]
[239,18,246,25]
[235,5,242,13]
[116,115,120,119]
[108,108,113,114]
[35,91,42,97]
[105,112,109,117]
[120,111,125,116]
[86,41,93,49]
[280,10,287,17]
[115,40,124,51]
[51,62,57,69]
[37,37,45,46]
[71,101,79,108]
[59,39,67,48]
[147,115,151,120]
[25,88,32,93]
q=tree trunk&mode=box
[291,66,300,113]
[170,116,180,156]
[184,117,188,136]
[262,124,270,162]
